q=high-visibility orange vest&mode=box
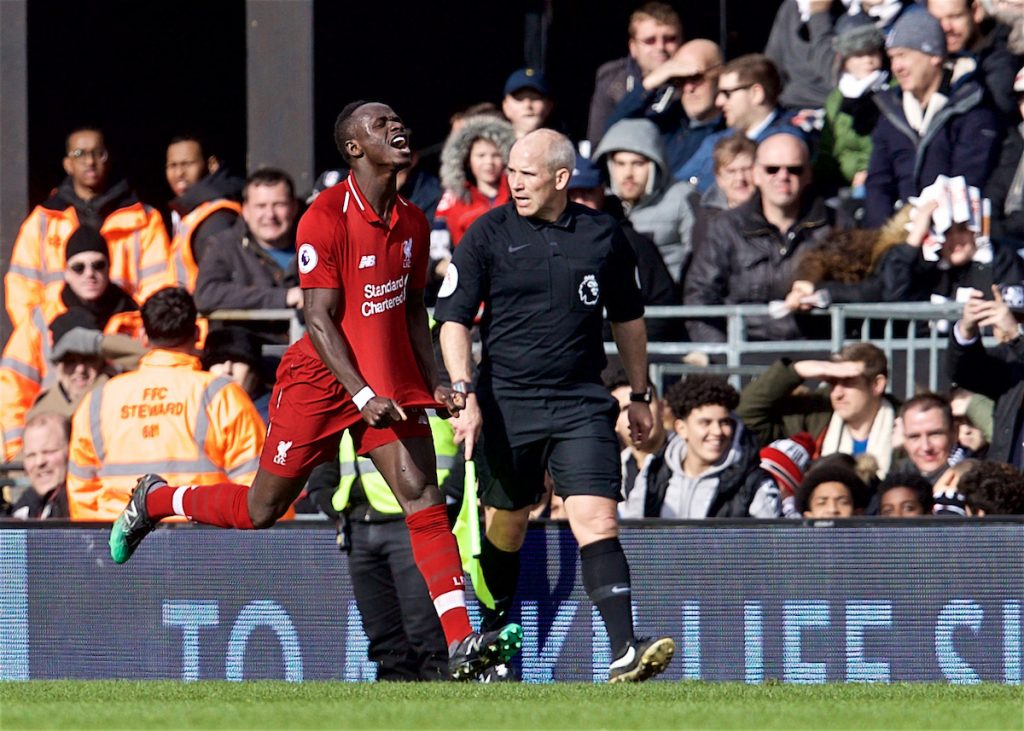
[0,302,142,461]
[66,349,269,521]
[169,199,242,292]
[4,202,172,328]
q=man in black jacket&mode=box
[683,132,851,342]
[949,286,1024,467]
[194,168,302,336]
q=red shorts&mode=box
[259,347,432,478]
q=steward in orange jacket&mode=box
[5,128,171,327]
[1,228,143,461]
[67,288,268,521]
[165,138,242,291]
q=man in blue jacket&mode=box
[864,8,1003,226]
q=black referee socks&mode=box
[580,536,634,660]
[479,536,520,631]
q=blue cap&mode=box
[568,157,602,191]
[504,67,550,97]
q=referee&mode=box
[435,129,675,682]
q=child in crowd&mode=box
[815,13,888,198]
[795,456,871,519]
[876,471,934,517]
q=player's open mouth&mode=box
[390,134,409,150]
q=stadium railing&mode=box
[206,302,980,399]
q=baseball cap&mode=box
[568,157,603,191]
[885,7,946,57]
[306,168,348,204]
[504,67,550,97]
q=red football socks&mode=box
[146,483,254,529]
[406,503,472,646]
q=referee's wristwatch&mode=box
[629,387,653,404]
[452,380,474,396]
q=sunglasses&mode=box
[762,165,805,176]
[68,260,108,275]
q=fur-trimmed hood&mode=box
[440,116,516,202]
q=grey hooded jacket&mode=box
[593,118,699,283]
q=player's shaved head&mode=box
[335,100,373,160]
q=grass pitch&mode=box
[1,681,1021,730]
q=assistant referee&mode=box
[435,128,675,682]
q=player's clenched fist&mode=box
[360,396,407,428]
[433,386,466,417]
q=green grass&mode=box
[1,681,1021,730]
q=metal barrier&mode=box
[206,303,981,400]
[615,302,980,399]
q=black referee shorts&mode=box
[474,381,622,511]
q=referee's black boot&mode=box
[608,636,676,683]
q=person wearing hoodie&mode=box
[645,375,760,519]
[593,118,699,284]
[435,116,517,249]
[5,127,171,329]
[864,8,1003,227]
[165,134,244,291]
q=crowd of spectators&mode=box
[3,0,1024,519]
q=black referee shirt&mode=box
[434,201,644,388]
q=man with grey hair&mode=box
[435,128,676,683]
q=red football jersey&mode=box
[294,174,436,408]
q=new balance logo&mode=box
[124,503,138,521]
[358,255,377,269]
[273,440,293,466]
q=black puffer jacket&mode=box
[683,191,852,342]
[878,237,1024,302]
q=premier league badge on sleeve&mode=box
[298,243,318,274]
[438,263,459,298]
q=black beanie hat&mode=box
[201,327,263,373]
[65,225,109,261]
[49,307,100,346]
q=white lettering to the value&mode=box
[362,274,409,317]
[363,275,408,299]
